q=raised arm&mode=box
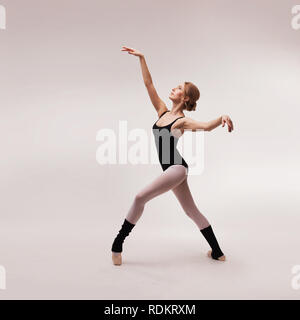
[121,46,167,116]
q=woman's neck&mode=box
[170,103,185,117]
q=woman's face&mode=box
[169,83,185,102]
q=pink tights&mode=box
[125,165,210,230]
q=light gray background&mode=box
[0,0,300,299]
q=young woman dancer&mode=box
[111,46,234,266]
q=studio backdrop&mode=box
[0,0,300,299]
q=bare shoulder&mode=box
[156,106,169,118]
[180,116,193,126]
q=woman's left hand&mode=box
[221,115,234,132]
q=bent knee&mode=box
[134,193,147,204]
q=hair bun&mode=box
[184,99,197,111]
[185,101,196,111]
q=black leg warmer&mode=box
[111,218,136,253]
[200,225,224,260]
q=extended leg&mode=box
[172,177,225,261]
[171,177,210,229]
[111,165,188,262]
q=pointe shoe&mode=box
[112,252,122,265]
[207,250,226,261]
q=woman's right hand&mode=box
[121,46,144,57]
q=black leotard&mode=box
[152,110,189,172]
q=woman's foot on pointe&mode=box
[207,250,226,261]
[112,252,122,266]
